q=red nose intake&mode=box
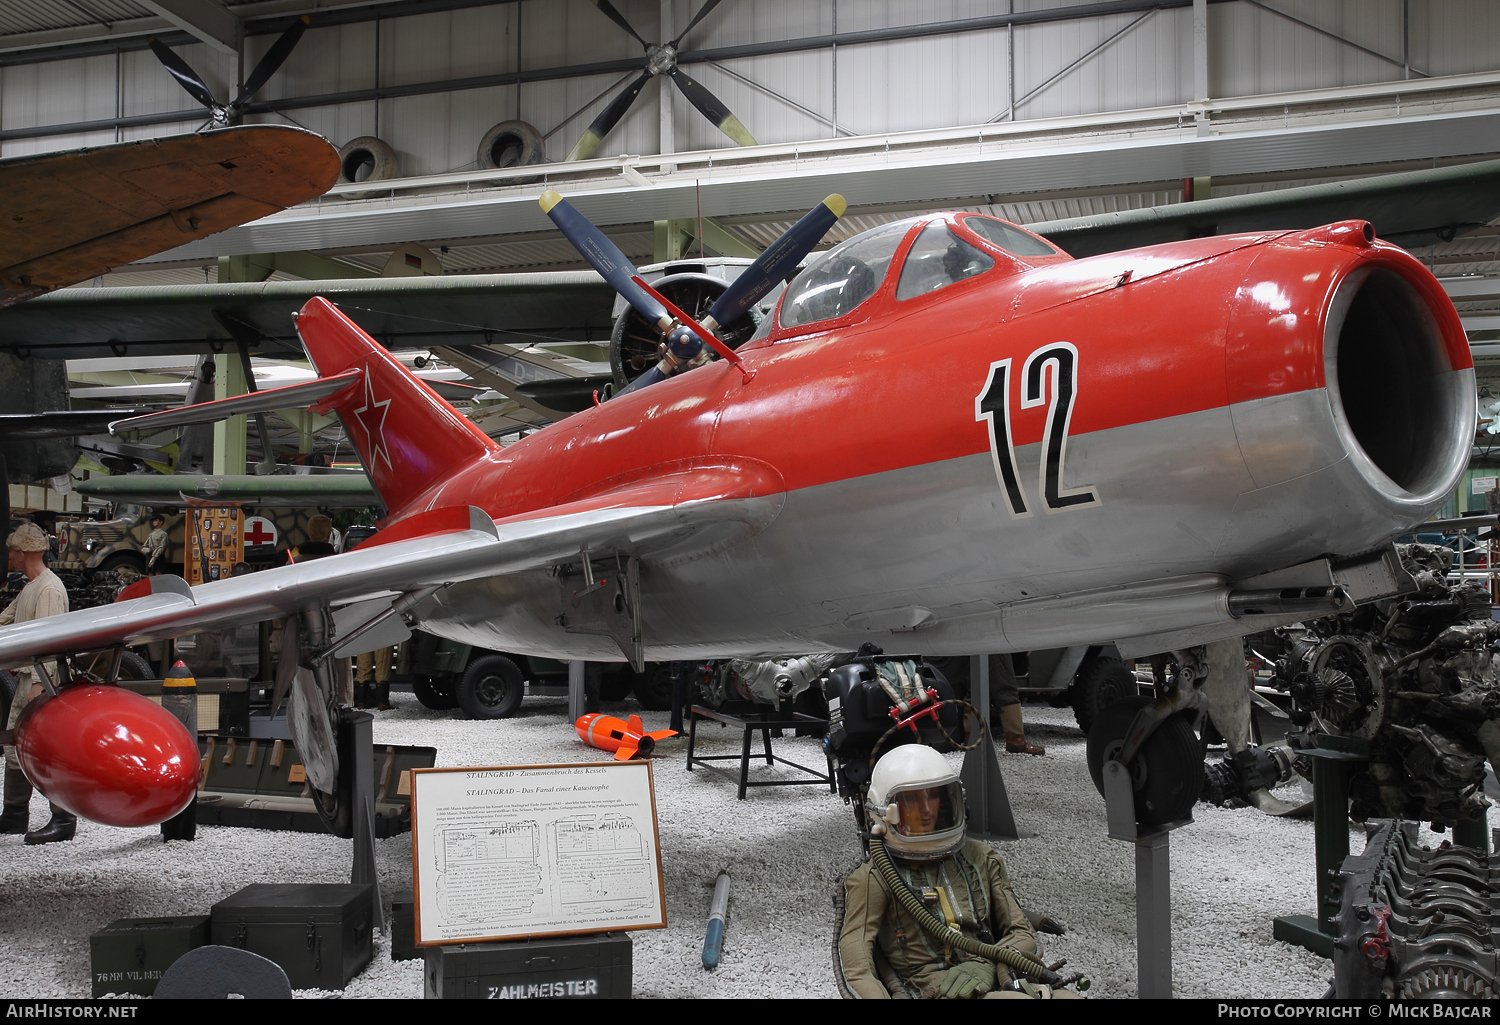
[15,684,200,828]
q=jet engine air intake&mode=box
[1324,263,1472,505]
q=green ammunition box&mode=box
[211,884,373,990]
[424,933,632,999]
[89,915,209,997]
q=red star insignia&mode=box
[352,369,392,470]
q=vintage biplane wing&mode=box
[1031,157,1500,258]
[0,125,339,307]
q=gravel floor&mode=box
[0,694,1444,999]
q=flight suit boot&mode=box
[0,767,33,834]
[24,804,76,845]
[999,703,1044,756]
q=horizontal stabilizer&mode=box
[109,369,362,434]
[646,729,678,741]
[614,745,637,761]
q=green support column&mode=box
[212,352,248,475]
[652,218,760,262]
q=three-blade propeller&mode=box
[149,16,309,128]
[540,189,845,396]
[567,0,753,161]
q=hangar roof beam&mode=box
[138,0,240,55]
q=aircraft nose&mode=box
[15,683,200,828]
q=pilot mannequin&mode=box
[838,745,1079,999]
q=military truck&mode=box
[404,631,668,719]
[53,506,344,577]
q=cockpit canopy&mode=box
[774,213,1061,333]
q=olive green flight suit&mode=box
[840,839,1039,999]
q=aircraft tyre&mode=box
[1085,695,1203,826]
[1071,656,1136,734]
[411,675,459,710]
[458,654,524,720]
[633,664,674,711]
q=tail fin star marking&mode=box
[351,370,393,471]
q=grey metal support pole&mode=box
[1135,831,1172,998]
[961,653,1023,839]
[346,709,385,933]
[567,660,587,722]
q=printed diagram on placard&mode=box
[549,813,655,912]
[434,820,542,924]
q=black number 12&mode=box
[975,342,1100,517]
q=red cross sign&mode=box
[244,516,278,547]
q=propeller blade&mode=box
[707,195,846,325]
[147,37,219,112]
[669,67,756,147]
[237,15,310,105]
[540,191,670,328]
[566,70,652,161]
[591,0,651,47]
[672,0,726,46]
[615,365,670,397]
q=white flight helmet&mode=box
[866,744,966,861]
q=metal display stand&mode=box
[345,709,385,933]
[961,654,1024,840]
[686,705,834,799]
[1272,735,1368,959]
[567,660,586,722]
[1103,758,1191,999]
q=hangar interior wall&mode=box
[3,0,1498,171]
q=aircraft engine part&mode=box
[610,273,760,390]
[1270,543,1500,827]
[477,120,548,182]
[726,653,844,710]
[14,683,198,827]
[336,136,398,199]
[1200,744,1306,807]
[1332,819,1498,999]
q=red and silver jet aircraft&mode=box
[0,191,1473,827]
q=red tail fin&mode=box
[294,297,496,516]
[627,714,645,735]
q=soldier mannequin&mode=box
[141,513,168,574]
[0,523,75,843]
[839,746,1078,999]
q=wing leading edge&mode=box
[0,471,785,670]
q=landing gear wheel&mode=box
[1071,656,1137,734]
[412,675,458,710]
[1085,695,1203,825]
[457,655,524,720]
[633,664,675,711]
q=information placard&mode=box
[411,761,666,945]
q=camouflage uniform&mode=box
[840,839,1058,999]
[1,567,68,770]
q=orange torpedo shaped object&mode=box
[574,713,677,760]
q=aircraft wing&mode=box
[0,272,615,361]
[1031,158,1500,258]
[0,410,148,441]
[0,125,339,307]
[0,464,784,669]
